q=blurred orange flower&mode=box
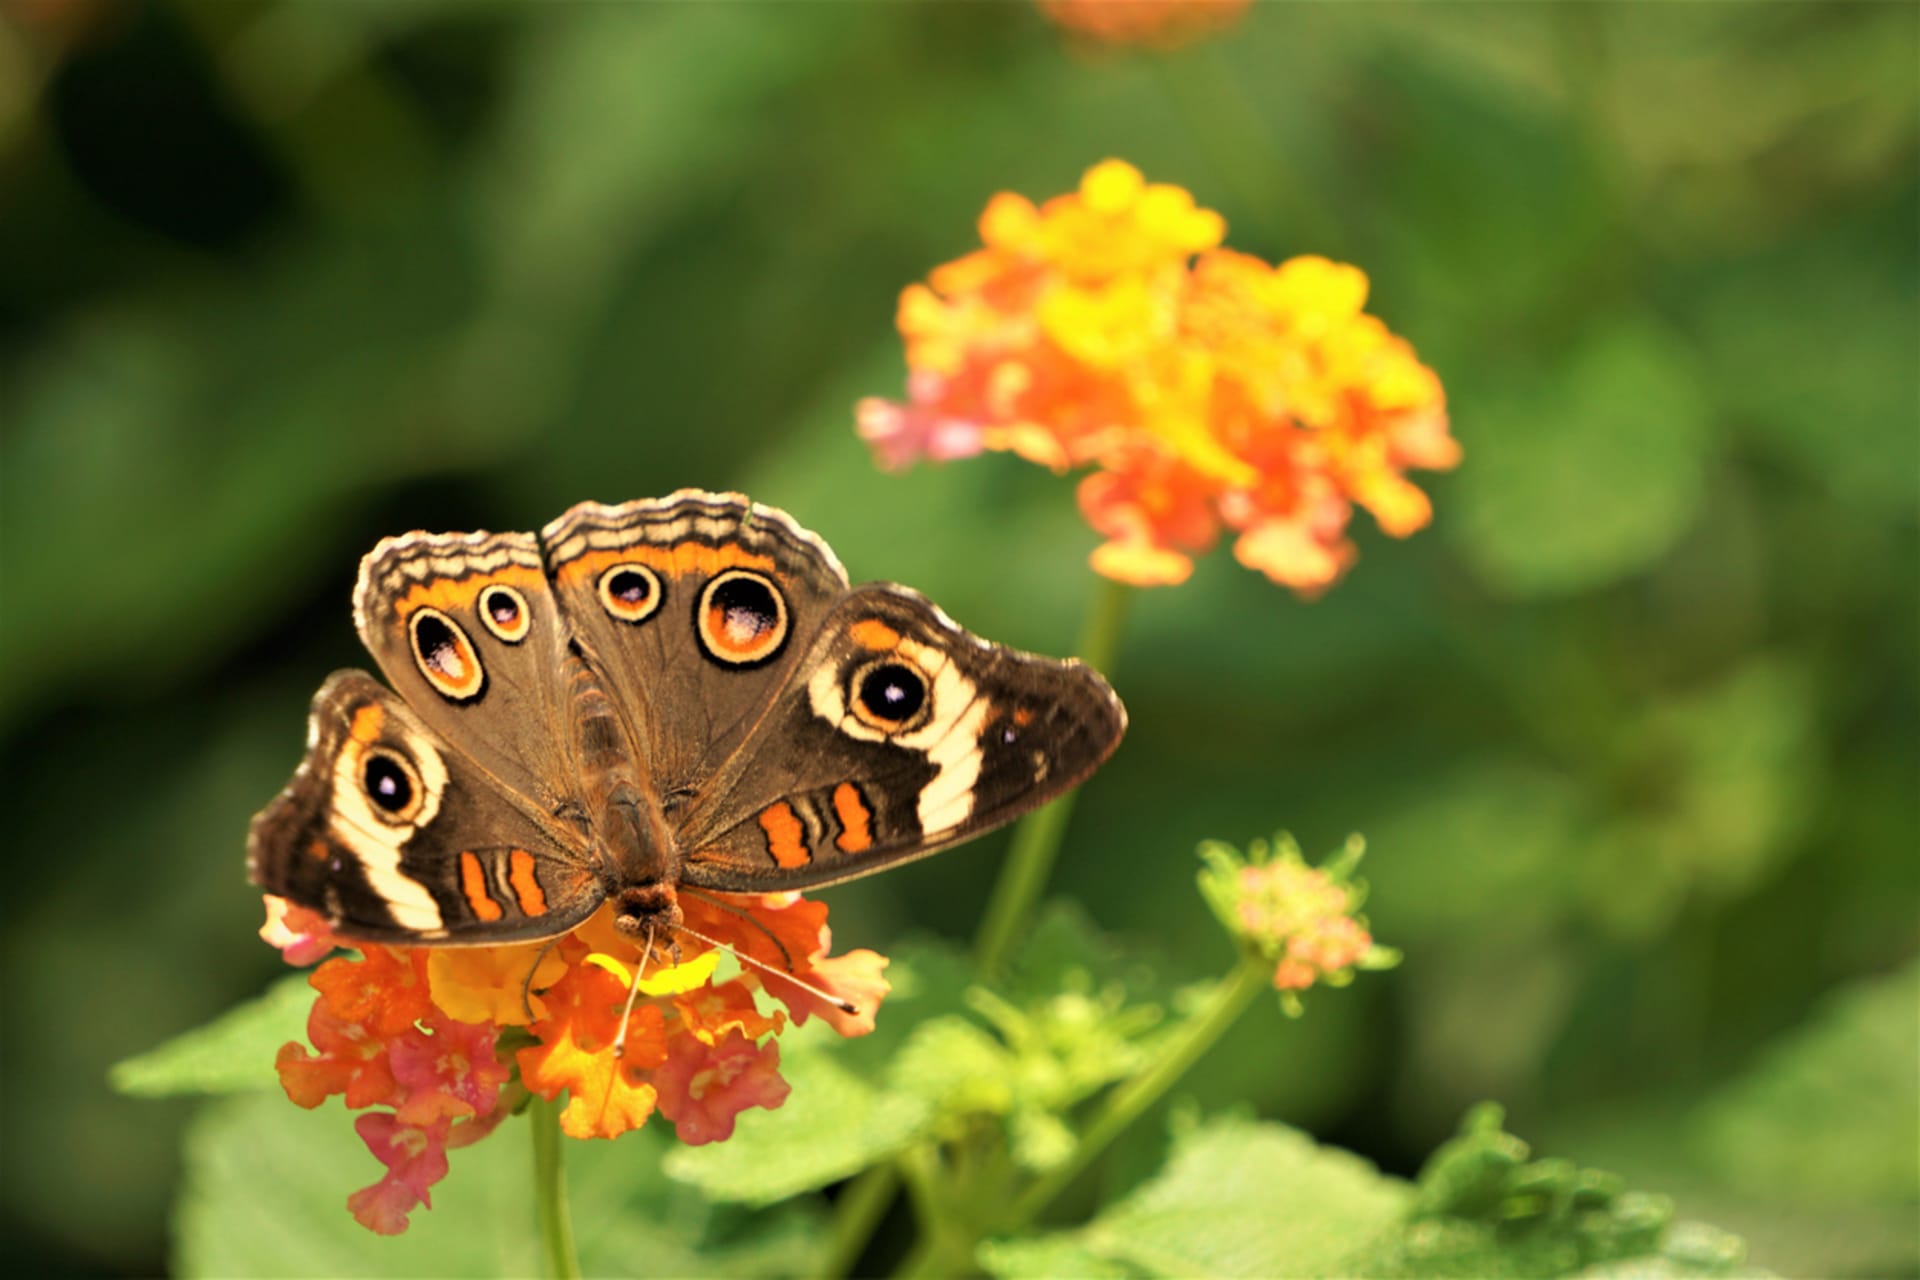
[261,892,887,1233]
[858,160,1457,594]
[1037,0,1250,49]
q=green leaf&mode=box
[887,1015,1016,1120]
[1451,317,1711,597]
[174,1088,824,1278]
[111,974,314,1098]
[1690,960,1920,1203]
[1082,1115,1410,1277]
[979,1234,1140,1279]
[1365,1104,1755,1278]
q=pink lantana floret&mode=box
[346,1112,451,1236]
[260,894,339,966]
[654,1028,792,1145]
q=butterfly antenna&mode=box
[680,886,797,969]
[672,922,859,1015]
[519,936,564,1023]
[612,926,653,1060]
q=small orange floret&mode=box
[1037,0,1251,49]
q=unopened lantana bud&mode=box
[1198,833,1399,1014]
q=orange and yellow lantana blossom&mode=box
[261,893,888,1234]
[857,160,1458,595]
[1037,0,1250,49]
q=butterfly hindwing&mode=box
[247,671,605,945]
[676,584,1127,891]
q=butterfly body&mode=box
[249,491,1126,948]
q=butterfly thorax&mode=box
[594,782,685,939]
[572,655,686,939]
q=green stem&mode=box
[974,578,1133,977]
[823,1164,899,1279]
[891,1145,972,1279]
[1006,952,1271,1228]
[530,1095,582,1280]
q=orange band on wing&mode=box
[553,543,777,588]
[460,851,504,922]
[832,782,874,854]
[349,703,385,744]
[393,565,547,620]
[849,619,901,651]
[758,802,811,869]
[508,849,548,917]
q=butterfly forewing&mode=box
[352,529,583,818]
[539,492,853,794]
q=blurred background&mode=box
[1,2,1914,1275]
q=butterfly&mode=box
[247,490,1127,951]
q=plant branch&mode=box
[1007,951,1271,1228]
[530,1095,581,1280]
[822,1164,899,1279]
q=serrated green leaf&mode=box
[1082,1116,1410,1277]
[888,1015,1015,1118]
[1690,960,1920,1203]
[1451,317,1710,597]
[1368,1105,1752,1278]
[174,1088,825,1278]
[111,974,314,1098]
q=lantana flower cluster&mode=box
[1197,834,1397,1013]
[858,160,1458,594]
[261,893,888,1234]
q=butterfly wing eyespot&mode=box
[477,584,531,643]
[597,562,664,624]
[407,607,487,702]
[696,569,789,667]
[848,657,931,734]
[361,747,425,825]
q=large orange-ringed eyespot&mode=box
[849,657,930,734]
[361,746,425,825]
[597,563,663,625]
[477,583,531,643]
[409,607,486,702]
[697,570,788,667]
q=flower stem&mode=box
[974,577,1133,977]
[530,1095,581,1280]
[1006,951,1271,1228]
[823,1164,899,1279]
[891,1145,974,1279]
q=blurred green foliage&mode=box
[1,2,1913,1275]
